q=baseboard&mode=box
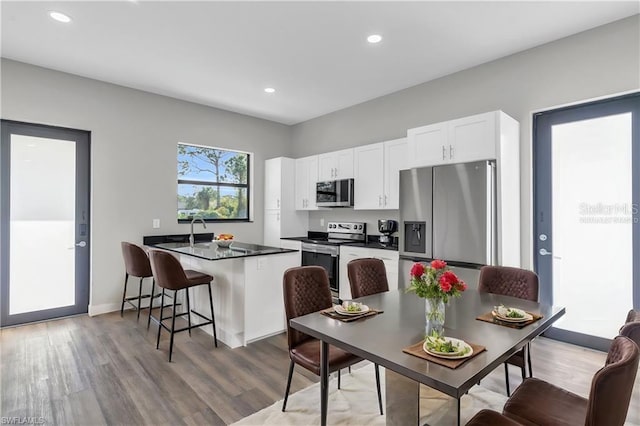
[88,302,124,317]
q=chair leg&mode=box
[348,366,351,374]
[375,363,383,415]
[120,273,129,316]
[207,282,218,347]
[337,369,341,389]
[156,289,165,349]
[527,342,533,377]
[504,363,511,397]
[168,290,178,362]
[137,277,144,320]
[282,360,295,412]
[147,279,155,329]
[185,288,192,337]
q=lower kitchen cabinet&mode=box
[339,245,399,300]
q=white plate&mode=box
[334,304,370,316]
[492,308,533,323]
[423,337,474,359]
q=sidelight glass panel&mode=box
[551,113,633,339]
[9,135,76,314]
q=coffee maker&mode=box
[377,219,398,245]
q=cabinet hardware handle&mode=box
[442,145,446,160]
[384,195,388,206]
[449,145,454,159]
[378,195,382,206]
[277,199,280,208]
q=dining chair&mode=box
[347,257,389,298]
[281,266,383,415]
[148,249,218,361]
[620,308,640,347]
[502,335,639,426]
[478,265,538,396]
[120,242,154,320]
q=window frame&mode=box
[177,142,252,223]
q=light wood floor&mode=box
[1,311,639,425]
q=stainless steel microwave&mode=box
[316,178,354,207]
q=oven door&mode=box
[301,243,339,295]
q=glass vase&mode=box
[425,297,445,337]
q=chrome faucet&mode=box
[189,217,207,247]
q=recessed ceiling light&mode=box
[264,87,276,94]
[49,11,72,23]
[367,34,382,44]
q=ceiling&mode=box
[1,1,638,125]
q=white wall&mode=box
[1,59,291,312]
[292,15,640,268]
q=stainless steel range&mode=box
[300,221,366,301]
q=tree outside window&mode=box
[177,143,250,221]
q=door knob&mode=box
[539,248,552,256]
[76,241,87,247]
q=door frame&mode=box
[0,120,91,327]
[533,92,640,351]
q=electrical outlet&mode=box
[320,218,325,227]
[152,219,160,229]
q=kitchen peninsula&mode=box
[146,238,299,348]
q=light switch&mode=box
[152,219,160,229]
[320,218,325,227]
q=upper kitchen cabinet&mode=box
[264,157,308,247]
[407,111,514,168]
[294,155,319,210]
[318,148,354,181]
[354,138,407,210]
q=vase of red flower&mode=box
[407,260,467,336]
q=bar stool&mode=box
[120,242,155,321]
[148,249,218,361]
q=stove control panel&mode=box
[327,221,366,234]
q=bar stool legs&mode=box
[120,272,130,317]
[207,282,218,347]
[120,272,153,319]
[155,283,217,361]
[185,289,192,337]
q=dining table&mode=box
[289,289,566,426]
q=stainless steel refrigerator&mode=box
[399,161,497,268]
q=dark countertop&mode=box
[149,241,296,261]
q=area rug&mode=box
[231,363,508,425]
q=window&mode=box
[177,143,250,222]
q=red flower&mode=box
[431,259,447,270]
[439,279,452,293]
[454,280,468,292]
[440,271,458,285]
[410,262,425,278]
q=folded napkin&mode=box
[403,340,486,369]
[320,306,383,322]
[476,311,542,329]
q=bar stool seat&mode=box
[149,249,218,361]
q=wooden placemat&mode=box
[402,340,486,369]
[476,311,543,329]
[320,306,383,322]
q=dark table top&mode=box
[151,241,296,261]
[290,289,565,398]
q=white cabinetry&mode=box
[354,143,384,209]
[318,148,354,181]
[354,138,407,210]
[264,157,308,248]
[339,246,399,300]
[407,111,500,168]
[294,155,319,210]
